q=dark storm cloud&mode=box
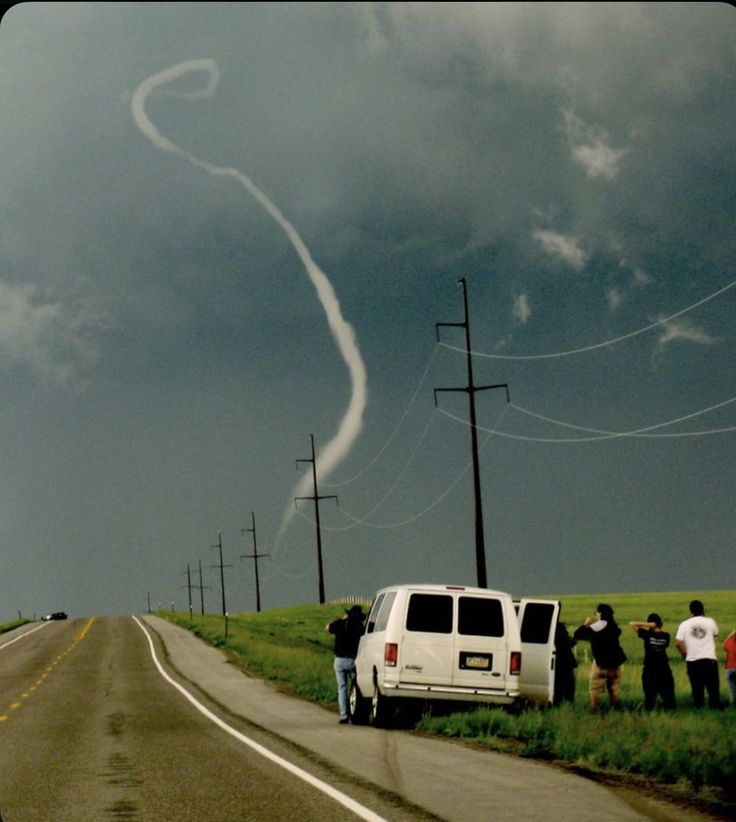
[0,3,734,616]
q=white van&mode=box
[349,584,559,726]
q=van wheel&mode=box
[370,688,393,728]
[348,680,370,725]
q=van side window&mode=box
[458,596,504,637]
[520,602,556,643]
[406,594,453,633]
[374,591,396,633]
[365,593,385,634]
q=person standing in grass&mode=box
[675,599,721,708]
[722,626,736,705]
[574,603,627,711]
[326,604,365,724]
[629,613,676,710]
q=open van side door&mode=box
[515,599,560,705]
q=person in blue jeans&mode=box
[326,605,365,723]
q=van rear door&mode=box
[516,599,560,705]
[400,591,455,685]
[452,594,510,692]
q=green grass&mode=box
[163,603,364,705]
[1,619,31,636]
[160,590,736,815]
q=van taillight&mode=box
[510,651,521,675]
[384,643,398,667]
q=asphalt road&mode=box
[0,617,718,822]
[0,618,399,821]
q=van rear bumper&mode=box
[383,681,519,705]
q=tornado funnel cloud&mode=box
[131,60,368,544]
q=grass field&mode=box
[160,589,736,815]
[0,619,30,636]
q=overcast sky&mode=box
[1,2,734,619]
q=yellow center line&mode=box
[76,617,95,642]
[1,616,96,729]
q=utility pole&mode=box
[147,591,151,615]
[435,278,509,589]
[183,563,194,620]
[211,531,233,637]
[295,434,337,605]
[241,512,269,613]
[192,558,209,615]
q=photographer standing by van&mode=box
[574,603,627,711]
[326,604,365,724]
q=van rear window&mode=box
[406,594,453,633]
[458,596,504,637]
[520,602,556,644]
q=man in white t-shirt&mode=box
[675,599,721,708]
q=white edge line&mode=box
[132,616,388,822]
[0,621,50,651]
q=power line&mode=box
[265,544,318,581]
[439,276,736,361]
[305,405,508,532]
[321,346,439,489]
[436,396,736,443]
[509,396,736,438]
[318,409,439,531]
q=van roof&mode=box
[373,583,511,597]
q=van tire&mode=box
[348,681,370,725]
[370,688,393,728]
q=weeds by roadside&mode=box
[0,619,31,636]
[416,701,736,808]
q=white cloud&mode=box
[0,280,101,384]
[607,261,652,312]
[512,293,531,324]
[532,229,588,270]
[606,287,623,312]
[562,108,627,181]
[631,267,653,288]
[656,318,715,351]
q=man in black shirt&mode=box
[326,605,365,723]
[630,613,676,710]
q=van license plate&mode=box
[459,652,492,670]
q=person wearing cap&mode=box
[326,604,366,724]
[675,599,721,708]
[629,613,676,710]
[574,603,627,711]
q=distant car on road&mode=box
[41,612,68,621]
